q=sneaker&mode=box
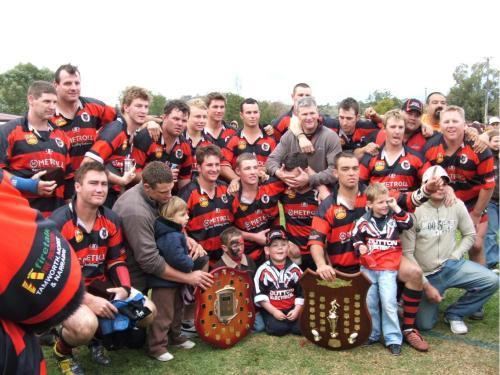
[155,352,174,362]
[54,351,85,375]
[387,344,402,356]
[90,342,111,366]
[363,338,379,347]
[444,317,468,335]
[403,329,429,352]
[173,340,196,349]
[181,319,198,338]
[492,268,500,275]
[469,307,484,321]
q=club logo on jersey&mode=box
[155,146,163,159]
[239,203,248,211]
[199,196,209,207]
[55,137,65,148]
[238,140,247,150]
[122,139,128,150]
[75,228,84,243]
[72,126,80,132]
[286,188,296,199]
[99,228,108,240]
[81,112,90,122]
[261,142,270,152]
[459,154,468,164]
[375,160,385,171]
[334,206,347,220]
[436,153,444,164]
[25,133,38,145]
[401,160,411,170]
[261,194,270,204]
[175,149,183,159]
[55,118,67,127]
[221,194,228,204]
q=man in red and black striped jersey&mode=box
[308,152,444,352]
[422,106,495,265]
[179,145,234,263]
[231,153,284,264]
[0,168,84,375]
[52,64,116,170]
[203,92,236,149]
[0,81,73,217]
[132,100,192,190]
[50,162,155,373]
[221,98,276,184]
[279,152,319,271]
[84,87,152,207]
[359,109,425,193]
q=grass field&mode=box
[44,287,499,375]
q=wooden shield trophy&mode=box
[299,269,372,350]
[195,267,255,349]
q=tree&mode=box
[0,63,54,114]
[224,92,245,128]
[149,92,167,116]
[447,60,499,122]
[365,90,402,115]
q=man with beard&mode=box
[132,100,193,190]
[421,92,447,132]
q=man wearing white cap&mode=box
[401,166,498,334]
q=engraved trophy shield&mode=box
[195,267,255,349]
[299,269,372,350]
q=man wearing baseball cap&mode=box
[402,166,498,334]
[400,99,429,153]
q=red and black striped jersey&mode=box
[281,187,319,254]
[52,97,116,170]
[222,130,276,169]
[308,184,427,273]
[0,117,73,216]
[50,202,130,289]
[184,132,212,179]
[0,169,83,332]
[332,120,382,152]
[203,124,236,149]
[422,134,495,210]
[85,116,133,193]
[359,145,424,192]
[254,258,304,311]
[132,129,192,181]
[179,179,234,262]
[351,210,413,271]
[231,178,285,261]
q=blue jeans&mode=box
[485,201,499,268]
[416,259,499,330]
[362,268,402,346]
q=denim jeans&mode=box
[416,259,499,331]
[485,201,499,268]
[361,268,402,346]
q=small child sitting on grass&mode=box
[147,196,208,362]
[254,227,304,336]
[351,183,413,356]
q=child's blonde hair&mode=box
[159,196,188,220]
[365,182,389,202]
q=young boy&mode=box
[351,183,413,355]
[254,227,304,336]
[148,197,207,362]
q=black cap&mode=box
[402,98,423,114]
[266,226,287,245]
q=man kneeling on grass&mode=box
[401,166,499,334]
[254,227,304,336]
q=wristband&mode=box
[10,175,39,194]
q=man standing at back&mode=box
[52,64,116,170]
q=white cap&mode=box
[489,116,500,125]
[422,165,451,184]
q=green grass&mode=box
[45,288,499,375]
